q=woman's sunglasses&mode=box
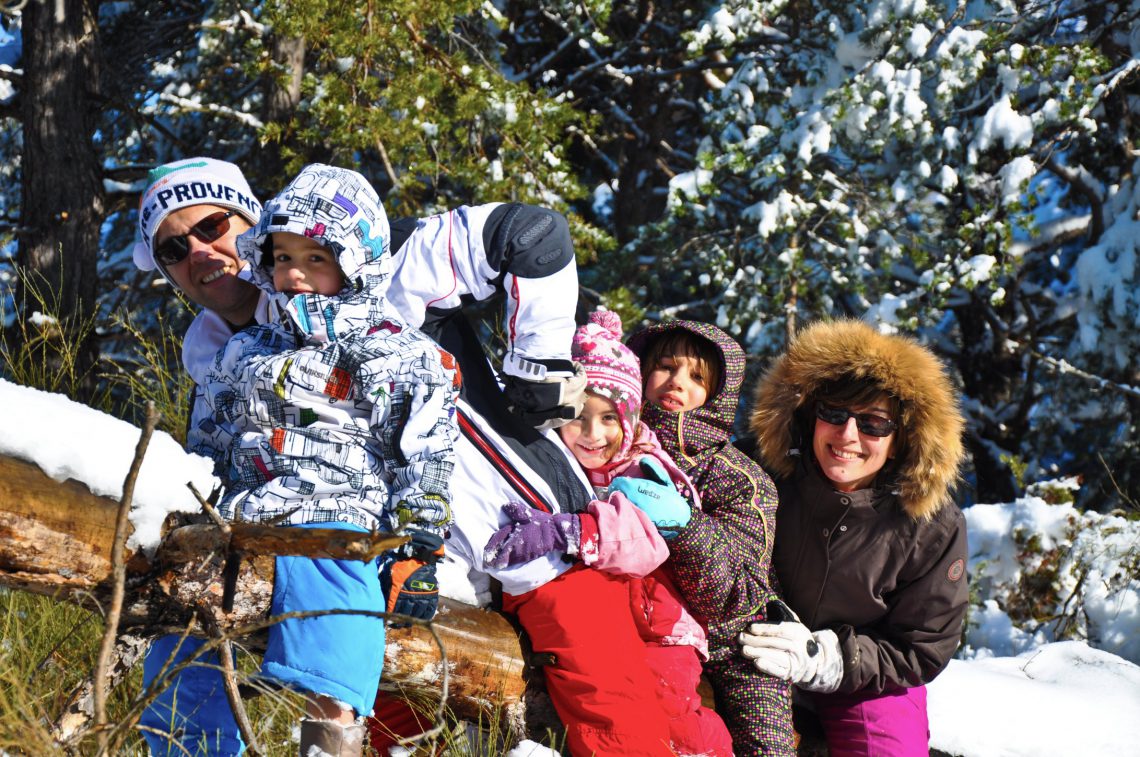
[153,210,236,267]
[815,402,898,437]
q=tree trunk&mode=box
[15,0,104,401]
[257,32,306,183]
[954,295,1021,503]
[608,6,701,245]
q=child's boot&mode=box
[298,718,366,757]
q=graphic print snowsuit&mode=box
[192,164,458,715]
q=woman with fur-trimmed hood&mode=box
[739,319,968,757]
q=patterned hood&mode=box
[627,320,746,477]
[235,163,396,344]
[750,318,965,520]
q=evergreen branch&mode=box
[648,300,713,320]
[518,33,580,82]
[90,89,196,155]
[402,17,566,201]
[550,30,790,96]
[567,125,619,175]
[608,100,648,143]
[200,9,265,35]
[1032,350,1140,400]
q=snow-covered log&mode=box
[0,451,535,729]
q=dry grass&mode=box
[0,591,142,755]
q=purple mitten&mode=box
[483,503,582,568]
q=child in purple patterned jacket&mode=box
[622,320,797,756]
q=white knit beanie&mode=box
[132,157,262,272]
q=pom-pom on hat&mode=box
[571,309,642,460]
[132,157,262,274]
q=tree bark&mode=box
[607,7,701,245]
[257,32,306,184]
[14,0,104,400]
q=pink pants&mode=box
[811,685,929,757]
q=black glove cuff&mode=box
[402,530,445,562]
[762,598,797,624]
[502,374,567,412]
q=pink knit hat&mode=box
[571,310,642,460]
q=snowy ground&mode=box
[2,377,1138,756]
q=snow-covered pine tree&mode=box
[632,0,1140,509]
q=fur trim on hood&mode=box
[750,319,965,520]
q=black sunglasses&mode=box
[815,402,898,437]
[153,210,236,267]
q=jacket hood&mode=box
[235,164,393,340]
[627,320,745,471]
[751,319,965,520]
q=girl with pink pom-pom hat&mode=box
[484,310,733,756]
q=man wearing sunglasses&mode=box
[134,157,587,427]
[134,158,269,392]
[132,157,612,755]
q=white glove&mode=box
[739,621,844,693]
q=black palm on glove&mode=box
[739,598,844,692]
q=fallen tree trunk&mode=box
[0,452,539,737]
[0,453,123,596]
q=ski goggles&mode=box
[814,402,898,437]
[153,210,237,267]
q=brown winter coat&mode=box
[750,319,969,695]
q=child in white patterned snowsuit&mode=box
[190,164,459,754]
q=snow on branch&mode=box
[200,9,266,35]
[1033,350,1140,400]
[1092,58,1140,102]
[650,300,712,319]
[157,93,264,129]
